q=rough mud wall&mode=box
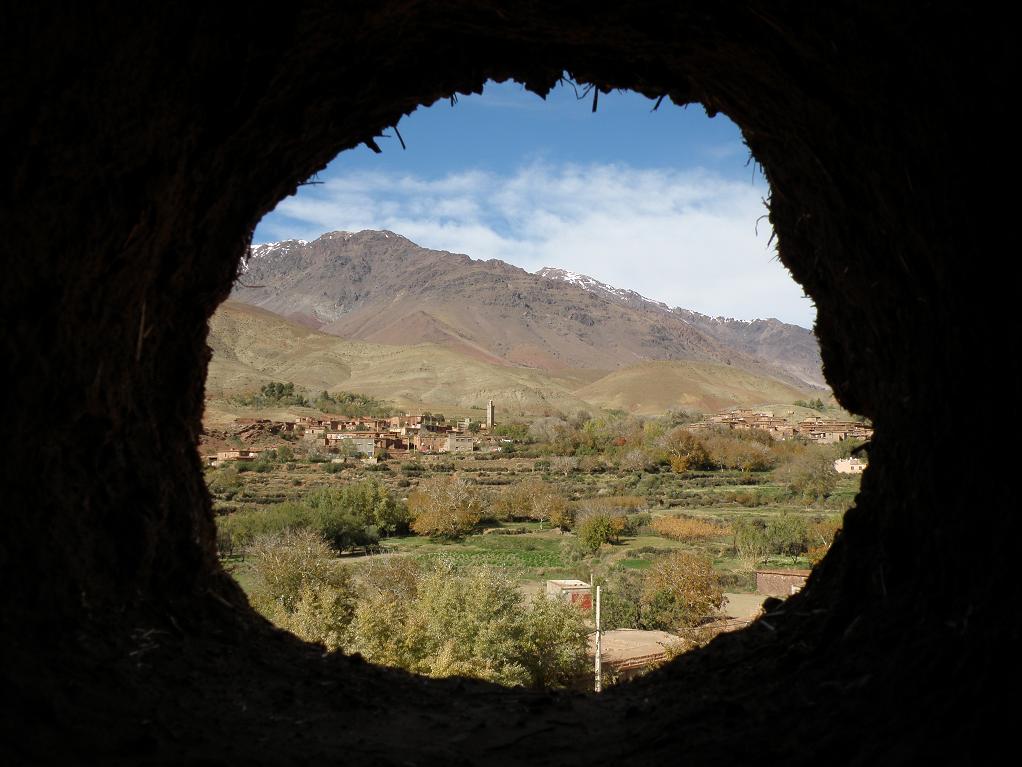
[0,1,1011,762]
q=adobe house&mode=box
[445,434,475,454]
[214,449,261,464]
[1,4,1010,763]
[546,579,593,610]
[328,436,374,457]
[835,457,867,474]
[756,568,812,597]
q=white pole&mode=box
[594,585,602,693]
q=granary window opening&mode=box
[202,78,866,690]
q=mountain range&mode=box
[207,301,815,418]
[234,230,825,389]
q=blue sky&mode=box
[254,80,815,328]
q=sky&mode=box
[253,80,815,328]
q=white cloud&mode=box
[260,162,816,327]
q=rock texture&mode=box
[0,2,1010,764]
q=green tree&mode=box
[733,518,769,566]
[785,451,839,503]
[765,514,809,562]
[599,570,645,630]
[305,481,409,539]
[349,560,589,688]
[576,514,617,554]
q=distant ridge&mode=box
[207,301,815,417]
[236,230,826,389]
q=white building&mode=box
[834,457,866,474]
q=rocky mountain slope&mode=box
[207,301,812,417]
[536,268,825,388]
[235,230,825,389]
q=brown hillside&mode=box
[234,230,822,389]
[208,301,814,417]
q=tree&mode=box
[641,551,724,629]
[247,529,348,613]
[765,514,809,563]
[348,559,589,688]
[409,475,482,538]
[493,479,566,524]
[733,518,769,566]
[658,427,710,473]
[599,570,645,630]
[575,513,617,554]
[261,381,295,401]
[785,451,839,504]
[288,481,409,550]
[532,489,571,528]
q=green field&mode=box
[214,450,858,600]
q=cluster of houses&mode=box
[688,408,873,444]
[208,401,500,465]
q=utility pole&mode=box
[594,585,602,693]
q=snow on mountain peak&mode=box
[536,267,675,315]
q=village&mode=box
[688,407,874,443]
[208,399,872,472]
[207,400,505,466]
